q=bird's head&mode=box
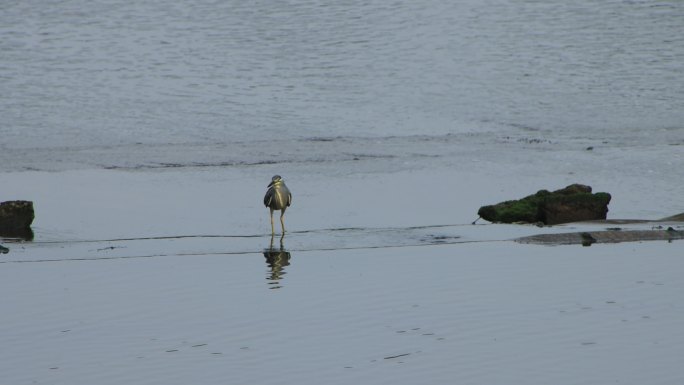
[268,175,282,187]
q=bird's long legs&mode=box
[270,207,286,235]
[280,208,287,234]
[270,207,275,235]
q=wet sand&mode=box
[2,166,684,385]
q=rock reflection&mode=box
[263,235,291,289]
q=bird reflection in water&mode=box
[263,235,291,289]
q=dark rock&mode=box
[477,184,611,225]
[580,232,597,247]
[0,200,35,239]
[0,244,8,254]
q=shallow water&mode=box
[2,1,684,384]
[2,239,684,385]
[2,167,684,385]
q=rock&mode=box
[580,232,597,247]
[0,200,35,239]
[477,184,611,225]
[516,228,684,245]
[0,244,8,254]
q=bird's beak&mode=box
[267,181,274,188]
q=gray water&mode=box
[2,0,683,172]
[3,3,684,384]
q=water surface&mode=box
[2,2,684,384]
[1,0,682,171]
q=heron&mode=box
[263,175,292,235]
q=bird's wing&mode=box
[264,188,273,207]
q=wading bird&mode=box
[263,175,292,235]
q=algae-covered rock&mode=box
[478,184,611,225]
[0,200,35,239]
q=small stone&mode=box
[580,232,597,247]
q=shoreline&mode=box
[1,162,682,245]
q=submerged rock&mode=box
[516,228,684,246]
[0,200,35,239]
[478,184,611,225]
